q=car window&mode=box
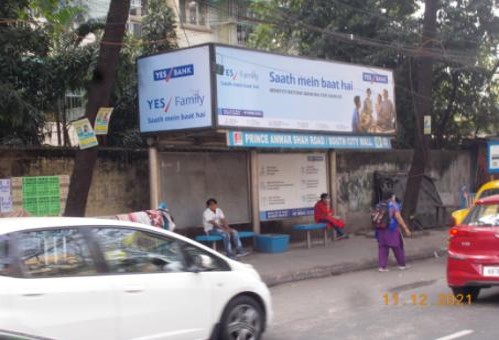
[0,235,12,276]
[479,189,499,200]
[16,229,97,278]
[91,227,186,274]
[463,203,499,227]
[180,241,230,272]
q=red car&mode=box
[447,194,499,301]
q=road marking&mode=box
[435,330,474,340]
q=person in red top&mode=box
[314,193,348,239]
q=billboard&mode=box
[215,46,396,134]
[137,45,212,133]
[258,153,327,220]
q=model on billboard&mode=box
[351,88,395,134]
[378,89,395,131]
[351,95,362,133]
[360,88,374,132]
[374,93,382,123]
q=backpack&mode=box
[371,201,390,229]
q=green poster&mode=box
[22,176,61,216]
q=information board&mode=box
[22,176,61,216]
[258,153,327,220]
[0,179,12,213]
[488,141,499,173]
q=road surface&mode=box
[265,257,499,340]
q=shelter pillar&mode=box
[250,150,261,234]
[328,150,338,213]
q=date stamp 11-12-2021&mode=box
[383,292,473,306]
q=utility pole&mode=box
[401,0,439,222]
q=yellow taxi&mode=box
[451,180,499,226]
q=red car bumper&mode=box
[447,254,499,287]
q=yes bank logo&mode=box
[216,64,258,82]
[362,72,388,84]
[147,93,205,112]
[153,64,194,81]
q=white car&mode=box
[0,217,272,340]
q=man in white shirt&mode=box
[202,198,247,258]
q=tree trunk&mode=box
[401,0,438,222]
[64,0,130,217]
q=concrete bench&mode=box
[293,223,328,249]
[195,231,257,250]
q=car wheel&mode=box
[220,295,264,340]
[451,286,481,302]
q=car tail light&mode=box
[449,227,471,238]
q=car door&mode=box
[90,227,214,340]
[7,228,117,340]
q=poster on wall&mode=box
[137,45,213,133]
[72,118,98,149]
[0,179,13,213]
[22,176,61,216]
[488,141,499,173]
[216,46,396,135]
[94,107,114,135]
[258,153,327,220]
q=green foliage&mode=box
[248,0,499,148]
[0,0,178,147]
[141,0,178,56]
[0,0,50,144]
[108,0,178,147]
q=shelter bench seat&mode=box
[292,223,328,249]
[195,231,257,250]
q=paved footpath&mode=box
[242,229,449,287]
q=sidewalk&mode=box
[242,229,449,287]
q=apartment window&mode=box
[180,0,207,26]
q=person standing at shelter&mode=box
[314,193,348,240]
[203,198,247,258]
[375,191,411,272]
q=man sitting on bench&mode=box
[202,198,248,259]
[314,193,348,240]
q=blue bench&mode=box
[195,231,257,250]
[195,235,223,250]
[293,223,328,249]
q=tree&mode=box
[64,0,179,215]
[107,0,178,147]
[248,0,498,148]
[401,0,438,222]
[0,0,50,145]
[64,0,131,216]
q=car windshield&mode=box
[478,188,499,200]
[463,203,499,227]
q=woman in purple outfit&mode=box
[376,191,412,272]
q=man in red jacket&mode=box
[314,193,348,239]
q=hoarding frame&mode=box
[212,43,397,136]
[136,43,216,135]
[137,43,397,137]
